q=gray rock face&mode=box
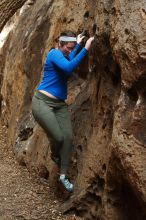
[0,0,28,32]
[0,0,146,219]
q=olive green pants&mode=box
[32,91,73,174]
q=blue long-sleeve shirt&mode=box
[37,44,88,100]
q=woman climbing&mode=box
[32,30,94,192]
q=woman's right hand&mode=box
[85,37,94,50]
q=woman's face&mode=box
[60,42,76,56]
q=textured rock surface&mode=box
[0,0,146,219]
[0,0,28,32]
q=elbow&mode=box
[63,66,74,75]
[64,69,73,76]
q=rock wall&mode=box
[0,0,146,219]
[0,0,28,32]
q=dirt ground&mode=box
[0,123,79,220]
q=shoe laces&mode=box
[59,175,73,192]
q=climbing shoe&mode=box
[59,174,74,192]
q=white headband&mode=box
[59,36,77,42]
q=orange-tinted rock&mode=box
[0,0,146,219]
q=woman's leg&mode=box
[32,94,64,158]
[55,104,73,175]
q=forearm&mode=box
[68,43,81,60]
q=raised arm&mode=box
[48,36,94,76]
[51,48,88,75]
